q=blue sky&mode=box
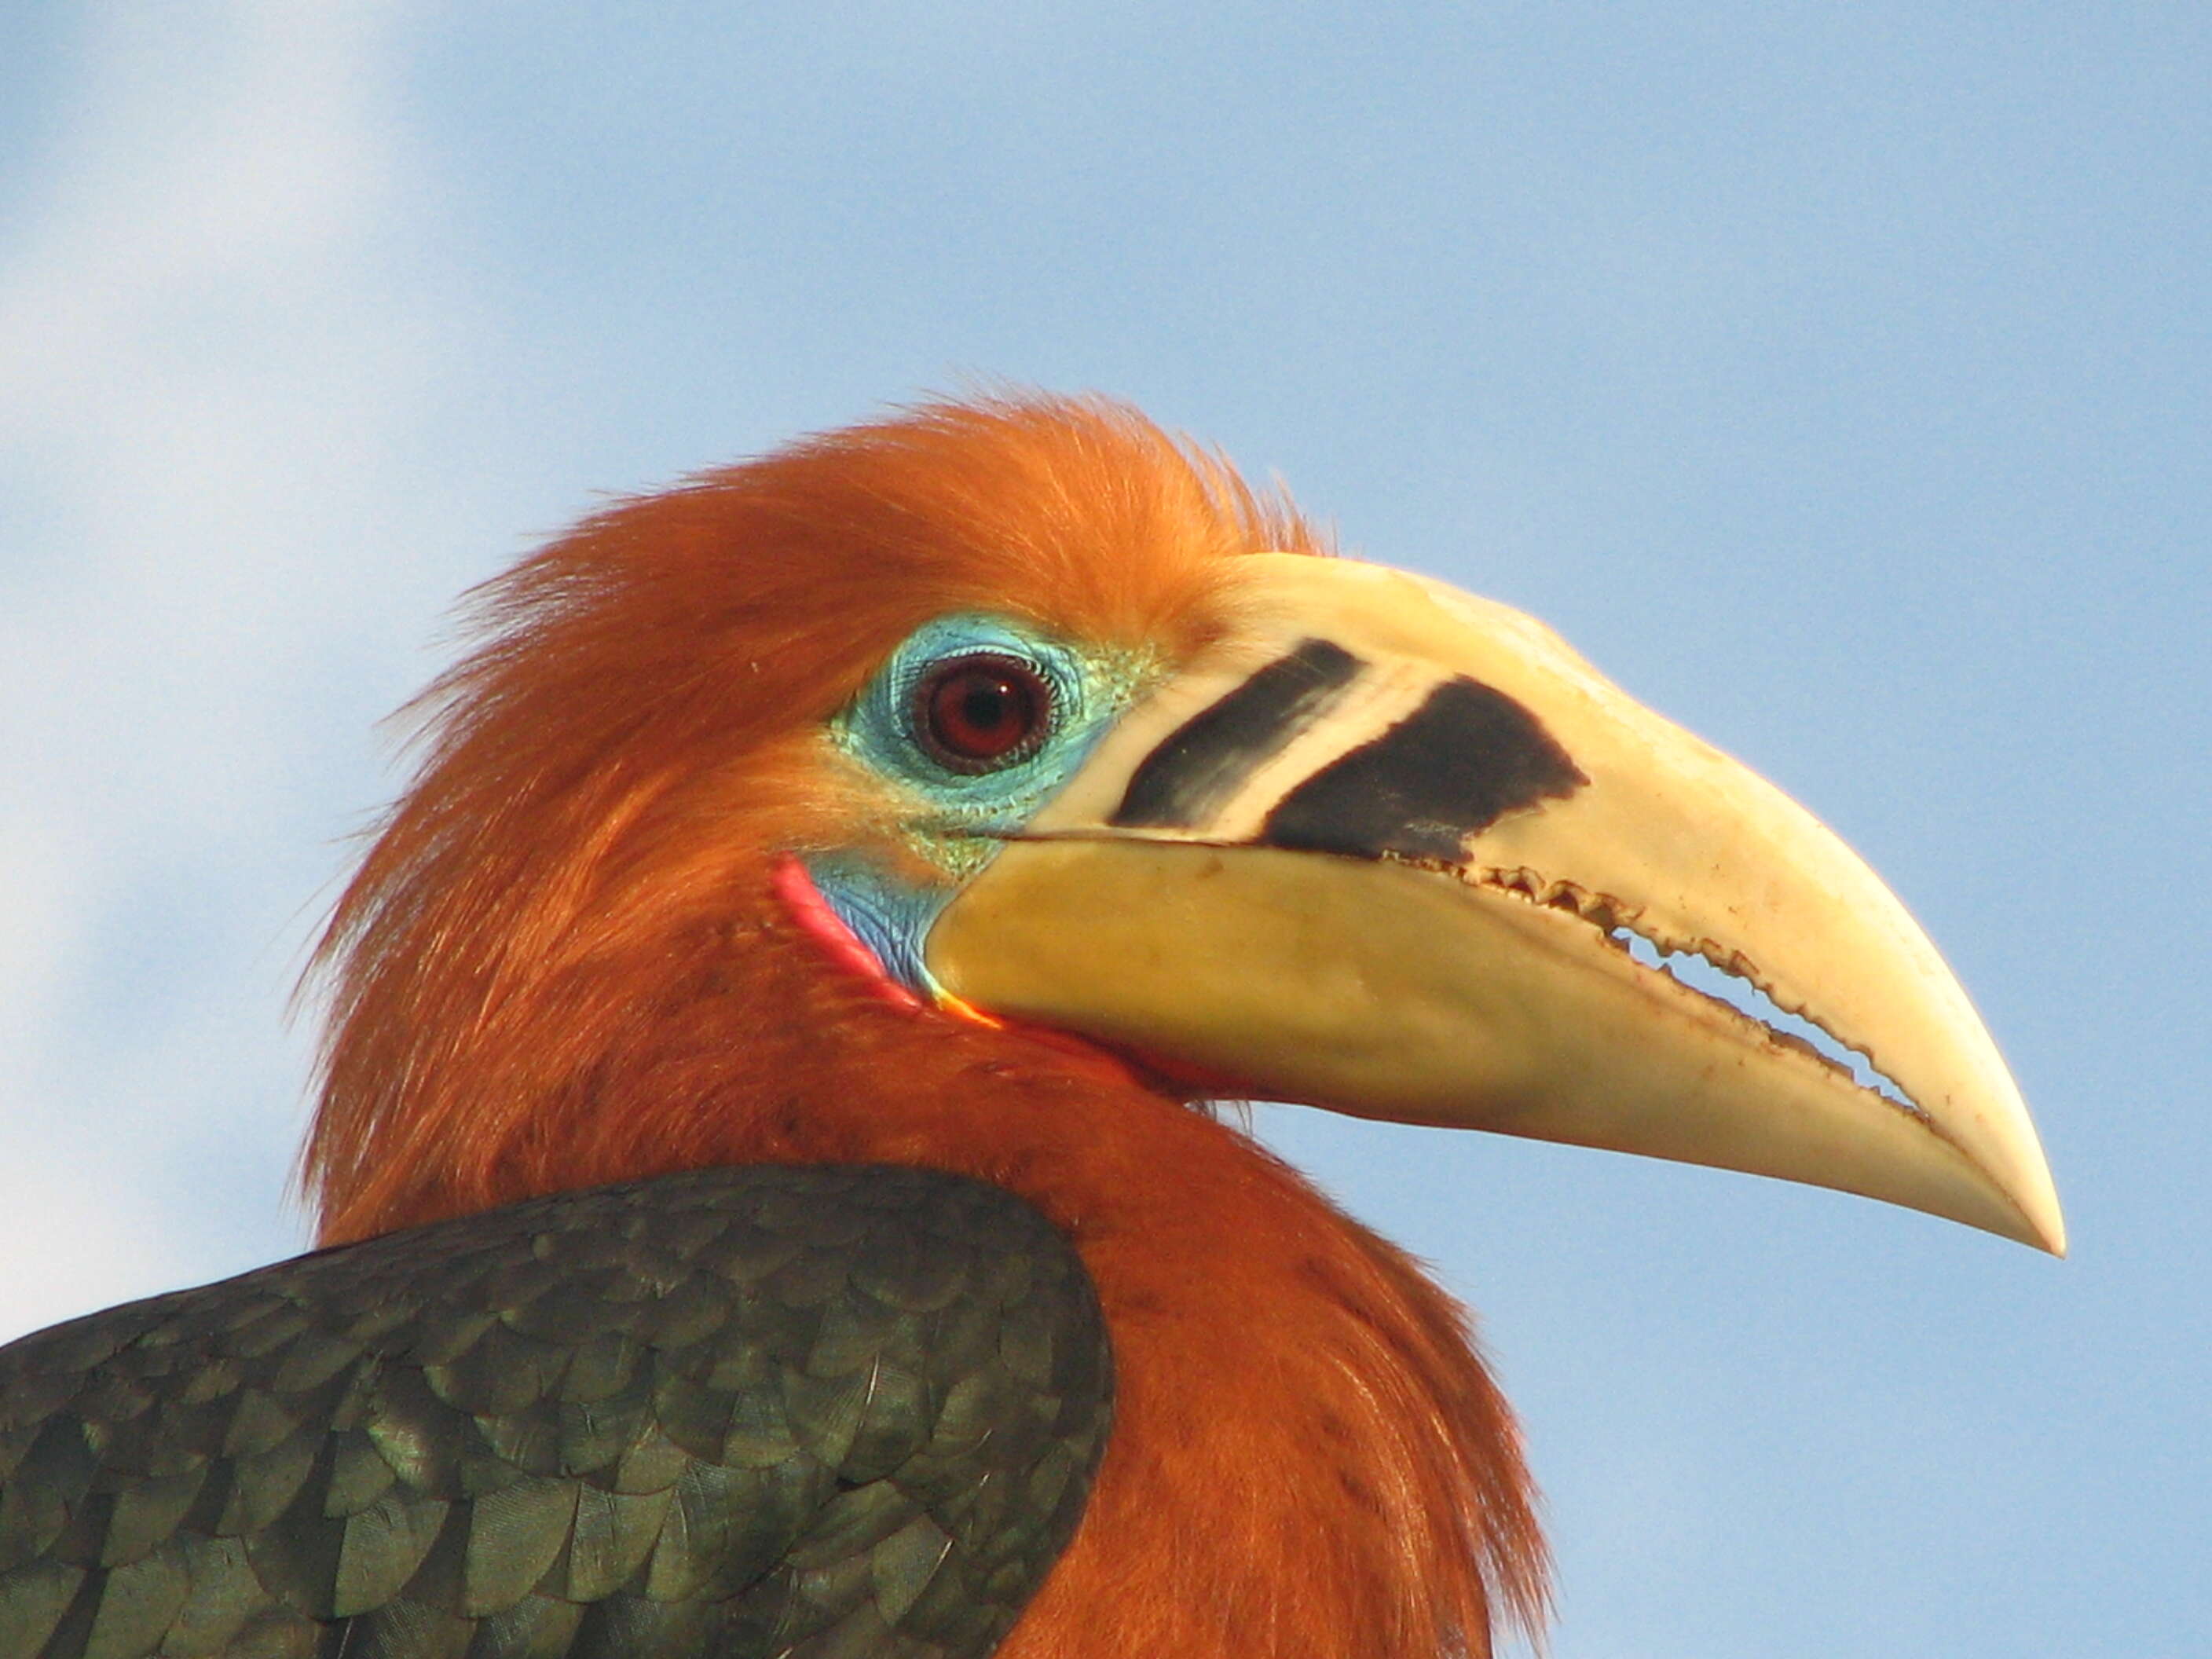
[2,5,2206,1654]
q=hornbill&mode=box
[0,397,2062,1659]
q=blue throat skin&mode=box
[800,851,958,1000]
[808,612,1159,1003]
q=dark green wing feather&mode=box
[0,1166,1111,1659]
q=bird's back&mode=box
[0,1166,1111,1659]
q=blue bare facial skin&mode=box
[809,613,1160,998]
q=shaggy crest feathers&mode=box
[299,392,1548,1657]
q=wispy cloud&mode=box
[0,2,474,1341]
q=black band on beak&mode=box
[1110,633,1586,862]
[1264,677,1587,862]
[1112,639,1363,828]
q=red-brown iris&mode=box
[914,653,1053,772]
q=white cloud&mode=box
[0,1,476,1342]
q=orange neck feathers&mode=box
[303,396,1547,1655]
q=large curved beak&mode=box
[925,554,2064,1254]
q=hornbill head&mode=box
[309,394,2062,1260]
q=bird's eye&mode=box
[914,653,1053,773]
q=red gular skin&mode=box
[303,397,1550,1657]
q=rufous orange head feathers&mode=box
[303,395,1321,1242]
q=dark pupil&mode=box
[929,663,1037,760]
[960,682,1012,735]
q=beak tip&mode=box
[2001,1177,2067,1257]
